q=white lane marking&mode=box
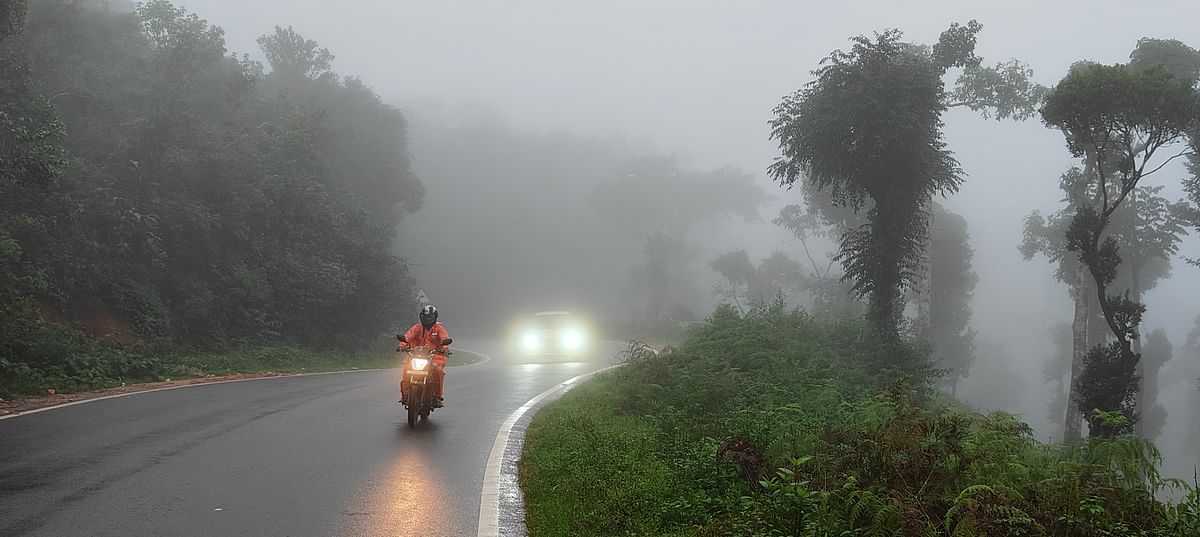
[0,346,492,422]
[477,363,620,537]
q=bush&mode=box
[521,307,1200,537]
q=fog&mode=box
[178,0,1199,474]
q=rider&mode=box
[398,305,450,406]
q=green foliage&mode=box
[770,22,1040,339]
[768,27,956,337]
[0,0,26,39]
[1129,38,1200,83]
[0,330,399,400]
[1187,132,1200,268]
[928,204,978,387]
[1042,44,1200,438]
[1042,63,1198,164]
[257,25,334,82]
[948,59,1048,120]
[1,0,422,384]
[523,309,1199,536]
[1078,342,1140,437]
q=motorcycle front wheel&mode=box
[407,385,422,427]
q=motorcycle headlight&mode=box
[410,357,430,371]
[561,328,584,350]
[521,331,542,351]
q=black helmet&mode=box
[419,304,438,328]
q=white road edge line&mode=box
[0,347,491,422]
[477,363,620,537]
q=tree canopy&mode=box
[770,21,1041,338]
[1,0,423,370]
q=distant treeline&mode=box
[1,0,421,375]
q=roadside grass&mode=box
[1,340,483,400]
[521,305,1200,537]
[522,375,694,536]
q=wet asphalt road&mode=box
[0,339,615,537]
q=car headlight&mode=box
[521,331,542,351]
[561,328,584,350]
[410,357,430,371]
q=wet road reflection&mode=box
[337,423,457,536]
[333,342,617,537]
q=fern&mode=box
[945,485,994,534]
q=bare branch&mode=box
[1141,148,1193,178]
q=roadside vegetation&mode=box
[2,0,422,399]
[522,306,1200,536]
[1,338,482,400]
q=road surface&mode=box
[0,338,615,537]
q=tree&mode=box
[710,249,756,314]
[1041,52,1200,437]
[1042,322,1073,440]
[927,204,977,393]
[755,251,805,309]
[4,0,423,354]
[256,25,334,82]
[593,156,767,324]
[1185,316,1200,453]
[773,185,865,317]
[769,21,1042,338]
[1023,181,1184,441]
[1187,121,1200,267]
[710,249,804,313]
[0,0,70,363]
[1137,329,1171,440]
[1190,315,1200,357]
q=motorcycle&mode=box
[396,334,452,427]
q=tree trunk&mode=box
[917,205,934,341]
[1064,263,1090,444]
[1131,261,1145,437]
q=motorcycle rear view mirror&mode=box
[441,338,453,346]
[396,334,406,343]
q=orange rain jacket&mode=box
[399,322,450,357]
[399,322,450,399]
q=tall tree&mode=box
[1187,316,1200,454]
[1187,121,1200,267]
[927,203,977,393]
[1042,322,1074,440]
[1041,51,1199,437]
[769,21,1042,338]
[1137,328,1171,440]
[1023,181,1184,441]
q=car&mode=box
[515,311,590,356]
